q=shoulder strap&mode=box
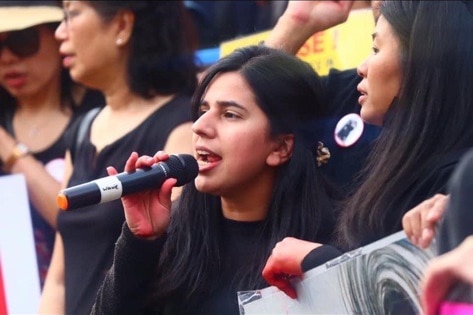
[75,107,100,156]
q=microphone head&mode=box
[168,154,199,186]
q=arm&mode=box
[38,232,65,315]
[264,0,354,54]
[37,151,74,314]
[0,126,62,227]
[91,223,167,315]
[91,151,175,314]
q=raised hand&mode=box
[265,1,355,55]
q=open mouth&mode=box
[196,149,222,168]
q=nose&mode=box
[0,46,19,63]
[55,19,67,41]
[357,57,368,78]
[192,111,214,138]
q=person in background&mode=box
[262,0,473,300]
[264,0,382,194]
[39,1,198,314]
[0,0,103,288]
[90,44,340,315]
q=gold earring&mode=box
[316,141,331,167]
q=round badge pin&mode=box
[334,113,364,147]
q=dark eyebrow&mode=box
[215,100,246,111]
[199,99,249,113]
[371,32,377,41]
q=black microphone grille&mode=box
[168,154,199,186]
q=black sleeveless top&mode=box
[57,94,192,315]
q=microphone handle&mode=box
[57,163,170,210]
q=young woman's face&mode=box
[55,1,122,89]
[192,71,282,197]
[356,15,402,126]
[0,25,62,99]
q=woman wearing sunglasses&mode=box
[0,0,103,288]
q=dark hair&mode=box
[0,0,61,6]
[337,0,473,250]
[86,1,198,98]
[149,45,337,308]
[0,22,84,111]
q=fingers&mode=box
[124,151,171,173]
[159,178,177,208]
[403,206,422,244]
[262,256,298,299]
[153,150,169,162]
[124,152,139,172]
[403,194,448,248]
[106,166,118,176]
[269,276,298,299]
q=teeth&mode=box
[196,150,209,155]
[197,160,210,168]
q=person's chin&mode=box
[360,108,383,127]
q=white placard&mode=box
[0,174,41,314]
[239,231,437,314]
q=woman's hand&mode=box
[402,194,449,248]
[262,237,322,299]
[107,151,175,240]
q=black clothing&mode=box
[57,95,192,315]
[0,90,103,288]
[303,148,470,271]
[438,148,473,254]
[436,148,473,307]
[90,69,380,314]
[91,217,339,315]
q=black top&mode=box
[439,148,473,254]
[91,218,341,315]
[0,90,103,288]
[57,95,192,315]
[303,148,470,271]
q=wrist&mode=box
[265,14,321,55]
[3,142,30,173]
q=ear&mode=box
[114,9,135,46]
[266,134,294,167]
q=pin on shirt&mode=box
[334,113,364,147]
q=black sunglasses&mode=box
[0,27,40,58]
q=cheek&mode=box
[363,69,400,125]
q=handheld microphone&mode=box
[57,154,198,211]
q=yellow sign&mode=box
[220,9,374,76]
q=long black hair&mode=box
[149,45,338,307]
[337,0,473,250]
